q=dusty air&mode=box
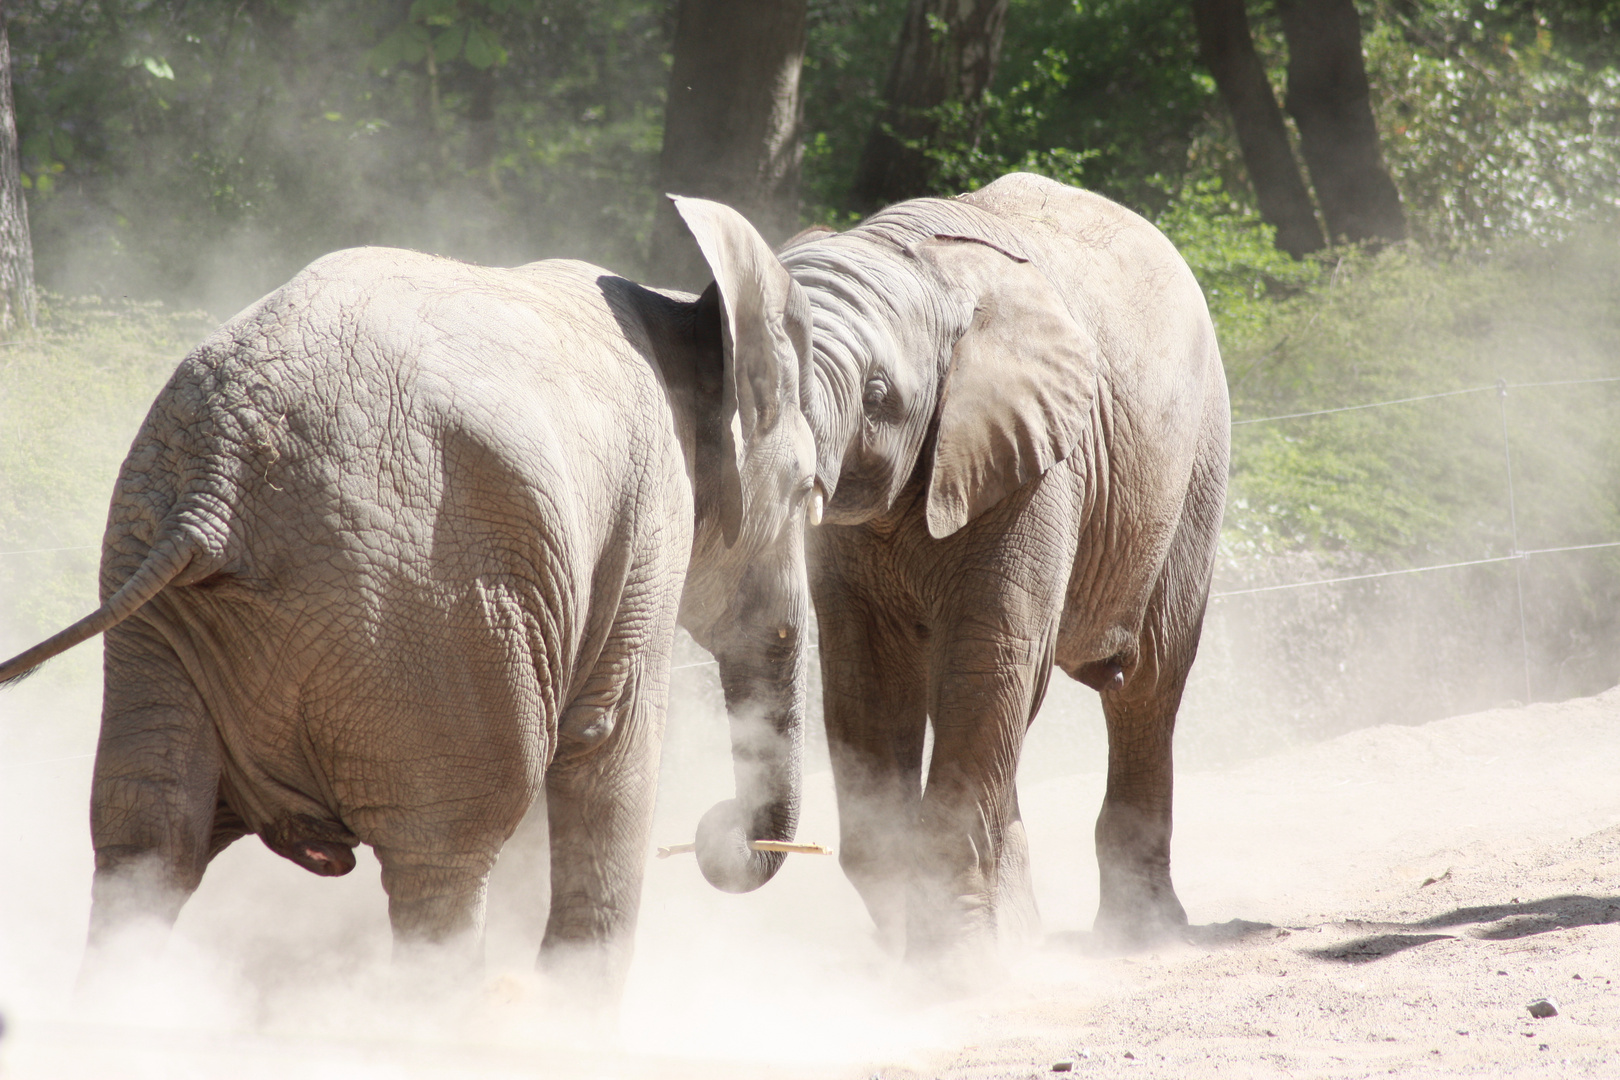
[1,2,1617,1078]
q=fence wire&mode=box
[1232,374,1620,426]
[6,378,1616,704]
[1218,372,1620,703]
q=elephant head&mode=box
[698,184,1102,539]
[669,197,824,894]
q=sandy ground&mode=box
[2,674,1618,1079]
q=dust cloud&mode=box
[0,654,947,1079]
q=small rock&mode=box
[1539,1043,1550,1051]
[1527,998,1560,1019]
[1051,1062,1074,1073]
[1573,974,1583,980]
[1122,1051,1136,1060]
[1497,970,1508,976]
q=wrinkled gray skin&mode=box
[0,198,819,997]
[709,173,1230,965]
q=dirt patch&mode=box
[3,684,1619,1078]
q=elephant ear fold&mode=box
[671,195,807,447]
[919,238,1101,539]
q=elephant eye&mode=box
[862,375,890,417]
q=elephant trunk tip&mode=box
[693,798,789,894]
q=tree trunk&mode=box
[849,0,1009,213]
[649,0,807,290]
[1277,0,1405,244]
[0,1,34,331]
[1190,0,1324,257]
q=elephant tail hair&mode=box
[0,537,196,687]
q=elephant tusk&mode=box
[655,840,832,859]
[808,483,825,526]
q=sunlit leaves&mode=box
[366,0,528,74]
[1364,4,1620,249]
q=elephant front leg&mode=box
[816,585,929,954]
[910,627,1056,971]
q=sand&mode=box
[2,676,1617,1079]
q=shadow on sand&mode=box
[1309,893,1620,963]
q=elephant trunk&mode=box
[695,620,806,893]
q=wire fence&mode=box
[1212,373,1620,705]
[7,377,1618,701]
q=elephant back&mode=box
[956,174,1203,307]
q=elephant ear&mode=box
[918,237,1101,539]
[672,196,811,542]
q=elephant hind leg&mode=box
[1093,675,1190,945]
[375,845,501,958]
[86,627,228,979]
[1090,471,1221,946]
[541,653,666,1002]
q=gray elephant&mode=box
[682,173,1229,964]
[0,197,819,996]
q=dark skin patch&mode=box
[1075,658,1127,692]
[271,838,357,877]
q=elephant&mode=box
[0,196,821,997]
[681,172,1229,966]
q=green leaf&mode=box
[432,24,466,64]
[366,23,430,71]
[463,22,503,70]
[142,57,174,81]
[410,0,458,27]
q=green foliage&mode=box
[1219,234,1620,563]
[800,0,1218,218]
[6,0,1619,593]
[1151,176,1319,340]
[9,0,669,314]
[801,0,908,222]
[0,296,214,677]
[1365,1,1620,249]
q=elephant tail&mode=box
[0,536,196,686]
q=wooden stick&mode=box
[748,840,832,855]
[654,840,832,859]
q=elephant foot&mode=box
[995,818,1042,950]
[902,930,1006,998]
[903,877,1003,989]
[538,938,633,1012]
[1092,871,1188,951]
